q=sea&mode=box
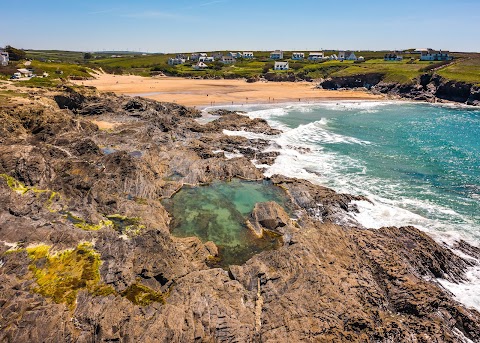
[204,100,480,311]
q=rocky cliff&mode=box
[319,73,480,106]
[1,86,479,342]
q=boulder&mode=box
[247,201,291,237]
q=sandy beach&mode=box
[73,74,384,107]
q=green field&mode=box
[437,55,480,85]
[87,50,479,85]
[1,49,479,87]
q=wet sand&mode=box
[73,74,384,107]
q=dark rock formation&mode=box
[319,72,480,106]
[1,87,479,342]
[319,73,384,90]
[205,113,282,135]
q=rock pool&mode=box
[162,179,289,268]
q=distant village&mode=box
[168,49,453,71]
[0,46,453,80]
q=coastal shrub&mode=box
[5,45,27,61]
[262,62,274,73]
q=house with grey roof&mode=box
[292,52,305,60]
[338,51,357,61]
[274,61,289,70]
[270,50,284,60]
[308,52,324,61]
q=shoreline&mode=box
[72,74,384,107]
[2,86,480,341]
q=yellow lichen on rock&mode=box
[73,219,113,231]
[0,174,29,194]
[26,243,114,309]
[121,283,167,306]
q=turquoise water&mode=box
[162,179,288,268]
[220,101,480,245]
[216,100,480,310]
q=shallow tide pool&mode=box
[162,179,289,268]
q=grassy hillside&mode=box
[87,50,479,85]
[1,49,479,87]
[437,55,480,86]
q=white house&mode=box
[419,49,452,61]
[384,53,403,61]
[329,54,338,60]
[291,52,305,60]
[347,52,358,61]
[221,56,236,64]
[199,56,214,62]
[270,50,284,60]
[243,52,254,59]
[358,56,365,62]
[168,58,186,65]
[0,50,9,66]
[274,61,289,70]
[338,51,357,61]
[193,61,208,70]
[229,52,242,58]
[191,53,207,61]
[17,68,33,77]
[308,52,324,61]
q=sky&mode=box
[2,0,479,53]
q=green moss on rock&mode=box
[26,243,113,309]
[121,283,167,306]
[61,211,113,231]
[74,219,113,231]
[106,214,145,236]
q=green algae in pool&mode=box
[163,179,289,268]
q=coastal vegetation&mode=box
[0,48,479,90]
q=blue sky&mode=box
[2,0,479,52]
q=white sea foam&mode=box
[438,265,480,311]
[237,100,480,312]
[282,119,372,146]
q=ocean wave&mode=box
[282,119,372,146]
[226,100,480,311]
[438,265,480,312]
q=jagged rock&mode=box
[321,73,480,106]
[247,201,291,237]
[1,87,479,342]
[208,109,246,116]
[206,113,282,135]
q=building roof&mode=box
[275,61,288,65]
